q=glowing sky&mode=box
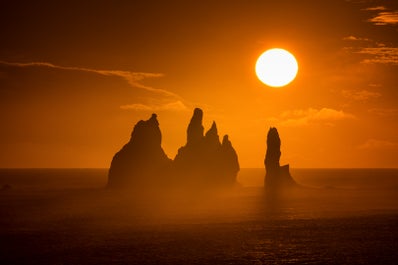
[0,0,397,168]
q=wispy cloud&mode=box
[368,11,398,25]
[343,36,371,42]
[362,6,387,11]
[342,35,398,65]
[0,60,181,99]
[363,5,398,25]
[357,47,398,64]
[0,60,191,112]
[341,89,381,101]
[358,139,398,150]
[120,100,188,111]
[270,108,355,127]
[368,108,398,117]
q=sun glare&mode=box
[255,48,298,87]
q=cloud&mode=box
[0,60,181,99]
[342,36,397,65]
[0,60,192,112]
[341,89,381,101]
[343,36,371,42]
[273,108,355,127]
[358,139,398,150]
[363,6,398,26]
[363,6,387,11]
[368,83,382,87]
[368,108,398,116]
[357,47,398,64]
[120,100,188,111]
[368,11,398,25]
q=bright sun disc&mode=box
[255,48,298,87]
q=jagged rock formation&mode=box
[108,114,172,189]
[108,109,239,189]
[264,127,296,190]
[173,108,240,187]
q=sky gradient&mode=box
[1,0,397,168]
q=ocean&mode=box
[1,168,397,264]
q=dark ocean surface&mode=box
[1,168,397,264]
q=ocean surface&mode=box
[1,168,397,264]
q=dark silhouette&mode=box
[108,114,172,189]
[264,127,296,190]
[219,135,240,184]
[174,108,239,187]
[108,108,239,189]
[187,108,204,145]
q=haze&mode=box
[0,0,397,168]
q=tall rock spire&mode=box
[187,108,204,145]
[219,135,240,184]
[264,127,296,190]
[205,121,221,148]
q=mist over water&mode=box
[1,168,397,264]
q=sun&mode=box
[255,48,298,87]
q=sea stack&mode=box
[108,109,239,190]
[108,114,172,189]
[264,127,296,190]
[173,108,240,187]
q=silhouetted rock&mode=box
[187,108,204,145]
[108,109,239,190]
[264,127,296,190]
[219,135,240,184]
[173,108,239,187]
[108,114,172,189]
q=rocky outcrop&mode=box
[174,108,239,187]
[264,127,296,190]
[219,135,240,184]
[108,114,172,189]
[108,109,239,189]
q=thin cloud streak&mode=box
[343,35,371,42]
[341,89,381,101]
[357,47,398,64]
[343,36,398,65]
[368,11,398,25]
[0,60,181,99]
[358,139,398,150]
[362,6,387,11]
[120,100,188,111]
[368,108,398,117]
[270,108,355,127]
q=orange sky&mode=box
[0,0,397,168]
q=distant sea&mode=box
[1,167,398,190]
[1,168,397,264]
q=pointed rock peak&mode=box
[222,135,231,146]
[193,108,203,120]
[205,121,220,146]
[265,126,296,189]
[108,112,171,188]
[187,108,204,144]
[130,113,162,146]
[206,121,218,137]
[267,127,280,148]
[149,113,159,126]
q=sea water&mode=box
[1,168,397,264]
[1,168,397,190]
